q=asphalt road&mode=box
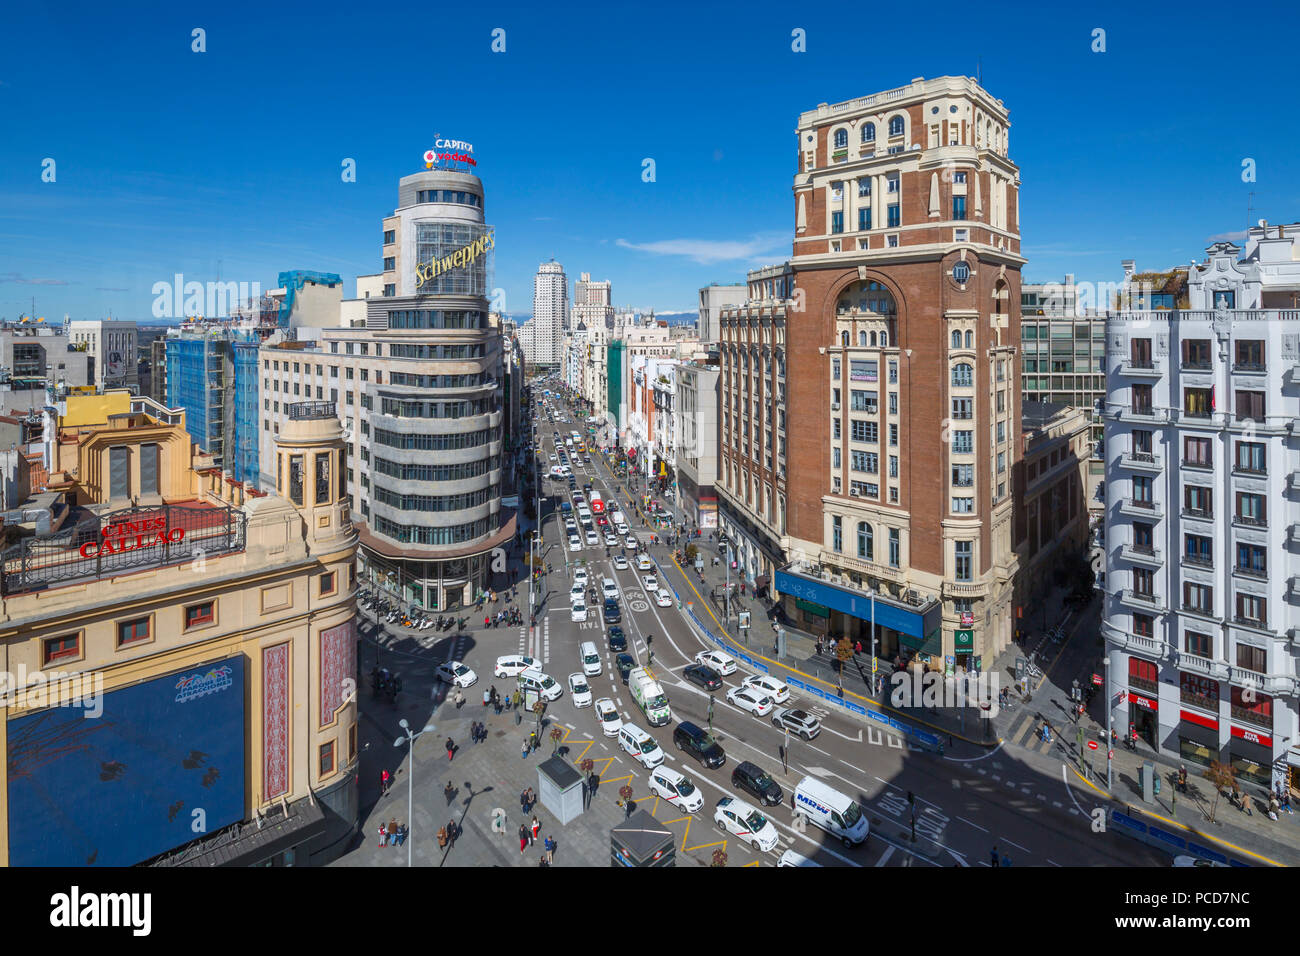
[376,394,1166,867]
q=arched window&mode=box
[833,129,848,149]
[857,522,874,560]
[889,116,905,137]
[858,330,868,347]
[951,330,962,349]
[965,330,974,349]
[862,123,875,143]
[870,331,878,347]
[842,331,850,347]
[951,363,973,387]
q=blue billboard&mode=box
[7,656,246,867]
[774,569,941,638]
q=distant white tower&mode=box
[532,260,568,366]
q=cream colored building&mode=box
[0,391,358,866]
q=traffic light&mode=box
[907,790,914,806]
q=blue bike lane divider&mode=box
[655,553,943,753]
[1109,809,1251,867]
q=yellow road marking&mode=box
[572,739,595,765]
[1066,764,1284,867]
[742,860,761,867]
[602,773,634,787]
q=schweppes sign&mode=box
[415,231,495,289]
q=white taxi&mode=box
[567,673,593,708]
[742,674,790,704]
[595,698,622,737]
[648,766,704,813]
[713,796,779,852]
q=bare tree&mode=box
[1202,761,1237,823]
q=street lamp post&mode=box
[1103,656,1112,791]
[393,717,437,867]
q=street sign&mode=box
[1088,741,1099,751]
[871,655,878,675]
[738,611,751,631]
[1091,673,1103,686]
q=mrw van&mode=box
[792,776,869,848]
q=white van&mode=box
[792,776,869,847]
[518,667,563,702]
[617,723,665,768]
[579,641,602,677]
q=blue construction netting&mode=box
[231,340,261,486]
[278,270,342,327]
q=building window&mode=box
[1182,582,1212,614]
[888,528,900,567]
[858,178,871,197]
[1236,593,1267,627]
[951,398,973,419]
[383,229,395,244]
[117,616,151,647]
[1234,340,1264,370]
[1133,613,1154,639]
[185,601,215,629]
[952,196,966,220]
[320,740,336,777]
[320,571,337,596]
[952,430,974,453]
[832,357,841,380]
[1234,390,1265,421]
[831,211,844,234]
[833,128,848,148]
[832,515,842,552]
[861,123,875,142]
[108,445,129,499]
[1184,631,1211,658]
[1235,643,1266,674]
[888,116,904,137]
[887,205,900,228]
[858,208,872,231]
[1131,384,1153,414]
[954,541,972,581]
[1184,534,1212,566]
[44,633,80,665]
[1181,339,1211,369]
[952,464,974,487]
[889,424,898,446]
[951,330,962,349]
[1183,436,1211,467]
[857,522,873,560]
[1235,492,1265,526]
[951,363,973,386]
[952,261,970,283]
[1233,441,1265,474]
[383,256,395,270]
[1235,543,1266,577]
[951,497,974,513]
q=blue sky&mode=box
[1,0,1295,322]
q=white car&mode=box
[436,661,477,688]
[655,588,673,608]
[595,698,622,737]
[727,686,774,716]
[549,454,557,461]
[570,584,586,606]
[568,673,593,708]
[564,518,577,532]
[612,554,629,570]
[585,529,599,546]
[604,532,619,547]
[743,674,790,704]
[648,766,704,813]
[714,796,779,852]
[636,553,654,570]
[695,649,737,676]
[642,574,659,592]
[601,577,620,601]
[494,655,538,678]
[568,534,582,552]
[571,601,588,623]
[573,567,589,589]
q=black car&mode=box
[731,760,783,806]
[603,598,622,624]
[583,483,593,495]
[673,721,726,768]
[615,653,635,684]
[607,626,627,651]
[683,663,723,692]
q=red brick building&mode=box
[722,76,1023,671]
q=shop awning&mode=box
[899,629,943,657]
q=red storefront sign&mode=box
[1129,692,1157,711]
[1091,673,1103,686]
[1230,725,1272,748]
[1180,709,1217,730]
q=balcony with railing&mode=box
[1178,652,1230,681]
[1120,543,1162,567]
[1118,451,1162,473]
[1117,360,1161,378]
[1118,588,1164,612]
[1119,497,1162,519]
[1101,619,1165,658]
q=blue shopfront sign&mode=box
[775,570,940,639]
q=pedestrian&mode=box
[518,824,529,855]
[437,825,448,849]
[854,640,862,656]
[380,768,391,796]
[378,824,388,848]
[445,737,456,761]
[531,815,540,844]
[545,835,556,864]
[539,854,549,868]
[1001,855,1012,868]
[454,688,465,709]
[1242,791,1253,816]
[388,818,398,845]
[521,737,529,759]
[482,688,491,707]
[445,780,456,805]
[395,824,407,846]
[445,820,457,849]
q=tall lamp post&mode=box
[393,717,437,867]
[1103,656,1112,791]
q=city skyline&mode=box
[2,0,1294,322]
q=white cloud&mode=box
[1207,230,1247,242]
[615,233,786,265]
